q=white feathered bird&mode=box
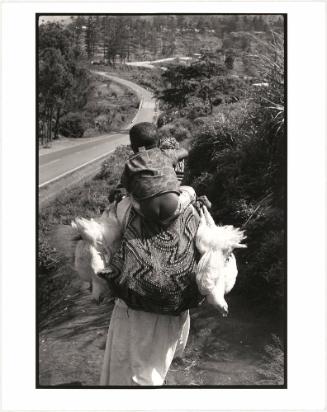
[51,200,128,303]
[195,206,246,316]
[71,201,126,302]
[70,217,109,302]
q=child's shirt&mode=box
[121,147,180,201]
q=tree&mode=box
[158,52,243,114]
[38,22,90,142]
[39,47,73,141]
[85,16,98,59]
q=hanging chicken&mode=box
[51,198,131,302]
[71,198,132,302]
[195,206,246,316]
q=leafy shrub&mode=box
[59,112,86,138]
[84,100,114,115]
[186,104,208,120]
[174,118,193,131]
[83,127,97,137]
[94,114,110,132]
[173,125,192,142]
[157,112,174,128]
[185,97,285,312]
[157,119,193,143]
[258,334,284,385]
[96,144,132,182]
[180,35,285,314]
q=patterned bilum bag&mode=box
[101,205,204,315]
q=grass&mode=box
[38,145,132,324]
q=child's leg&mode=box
[158,188,196,226]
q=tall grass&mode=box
[38,145,132,324]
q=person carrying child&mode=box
[98,122,212,385]
[55,124,242,386]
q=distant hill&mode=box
[39,14,284,63]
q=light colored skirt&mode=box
[100,299,190,386]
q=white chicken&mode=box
[70,200,128,302]
[71,217,110,302]
[51,199,130,302]
[195,206,246,316]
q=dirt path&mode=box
[39,279,112,386]
[39,282,283,387]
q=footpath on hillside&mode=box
[39,279,283,386]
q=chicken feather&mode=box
[195,206,246,316]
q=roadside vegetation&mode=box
[38,25,139,146]
[38,15,285,385]
[38,145,132,325]
[156,33,285,317]
[38,15,283,145]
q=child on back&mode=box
[120,122,195,225]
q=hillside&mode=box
[62,14,283,62]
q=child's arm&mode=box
[162,147,189,166]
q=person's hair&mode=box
[129,122,159,152]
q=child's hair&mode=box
[129,122,159,152]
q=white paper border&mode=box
[1,1,326,411]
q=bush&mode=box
[59,112,86,138]
[173,118,193,131]
[258,334,284,385]
[96,144,132,182]
[94,114,110,132]
[173,125,191,142]
[186,104,208,120]
[157,112,175,128]
[83,127,97,137]
[181,35,285,314]
[84,100,114,115]
[157,120,192,144]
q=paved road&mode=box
[39,73,156,187]
[126,56,192,69]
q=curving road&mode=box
[39,73,156,187]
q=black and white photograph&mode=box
[37,13,287,388]
[2,1,327,409]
